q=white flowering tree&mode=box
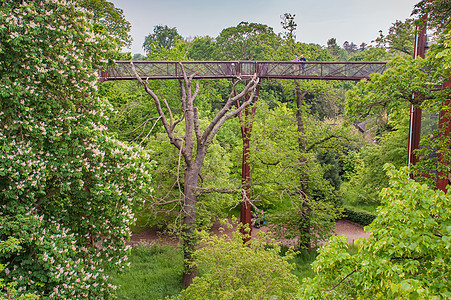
[0,1,151,298]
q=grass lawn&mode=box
[107,243,184,299]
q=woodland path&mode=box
[128,219,370,248]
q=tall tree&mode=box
[343,41,358,54]
[246,101,348,249]
[187,36,216,60]
[374,19,415,55]
[143,25,182,54]
[412,0,451,35]
[273,29,341,248]
[327,37,341,57]
[215,22,281,60]
[0,0,150,297]
[359,42,367,51]
[130,63,259,287]
[280,13,297,42]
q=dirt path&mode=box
[129,219,369,247]
[333,219,370,244]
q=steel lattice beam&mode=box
[99,61,388,81]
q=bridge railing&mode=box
[99,61,388,81]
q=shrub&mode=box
[300,165,451,299]
[342,207,376,226]
[179,221,300,299]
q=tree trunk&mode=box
[181,165,200,287]
[182,144,208,287]
[130,61,259,287]
[295,80,311,249]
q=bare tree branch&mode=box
[163,98,174,126]
[171,113,185,131]
[139,116,162,146]
[118,117,156,135]
[144,196,182,206]
[179,64,196,167]
[130,62,185,153]
[201,76,259,144]
[180,79,187,111]
[206,76,260,145]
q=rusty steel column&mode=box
[437,80,451,192]
[408,104,422,167]
[240,104,252,234]
[408,14,427,170]
[238,84,260,237]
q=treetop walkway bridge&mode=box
[99,60,388,82]
[98,59,389,233]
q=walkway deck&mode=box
[99,61,388,81]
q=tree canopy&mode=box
[78,0,132,47]
[300,165,451,299]
[143,25,182,54]
[0,0,150,297]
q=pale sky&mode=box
[109,0,420,55]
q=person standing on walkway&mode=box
[300,54,307,75]
[292,55,300,74]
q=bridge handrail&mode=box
[99,60,389,81]
[111,60,389,64]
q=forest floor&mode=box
[129,219,370,248]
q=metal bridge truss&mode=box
[99,61,388,81]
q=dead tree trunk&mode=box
[181,163,202,287]
[131,62,259,287]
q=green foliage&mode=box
[300,164,451,299]
[316,151,342,190]
[275,42,334,62]
[288,249,318,280]
[145,40,190,61]
[345,31,451,190]
[430,29,451,76]
[241,102,349,248]
[78,0,132,47]
[412,0,451,35]
[187,36,216,60]
[143,25,182,54]
[342,207,376,226]
[341,126,408,205]
[374,19,415,55]
[346,56,428,125]
[347,46,391,61]
[179,221,300,299]
[0,238,39,300]
[0,1,152,298]
[215,22,282,60]
[108,244,184,300]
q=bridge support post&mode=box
[240,104,252,237]
[407,14,427,172]
[437,81,451,192]
[235,82,260,238]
